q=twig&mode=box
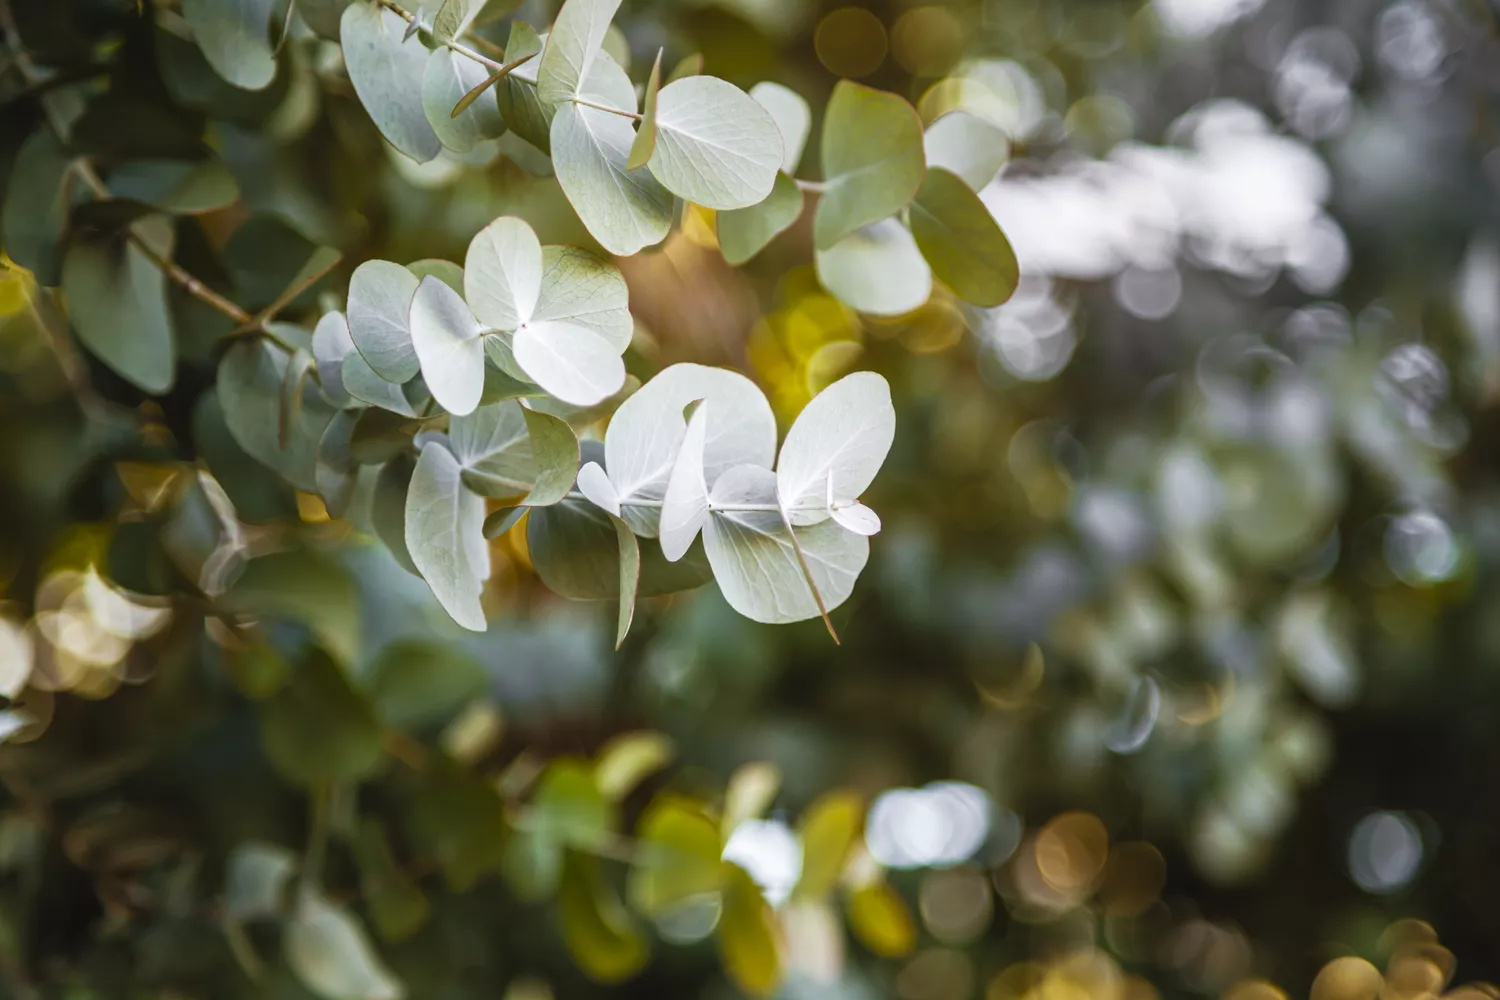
[374,0,503,71]
[778,505,840,644]
[450,49,536,118]
[570,96,642,121]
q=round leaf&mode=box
[405,441,490,631]
[750,81,811,175]
[815,217,932,316]
[717,171,803,266]
[776,370,895,526]
[923,110,1009,191]
[340,2,441,163]
[422,48,505,154]
[646,76,782,210]
[512,319,626,406]
[814,80,925,250]
[347,259,421,383]
[409,274,487,416]
[63,218,176,394]
[464,215,542,331]
[181,0,278,91]
[908,166,1019,307]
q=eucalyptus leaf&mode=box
[604,363,775,537]
[658,399,710,561]
[464,214,542,331]
[716,171,802,265]
[260,647,383,785]
[646,76,781,210]
[406,440,490,631]
[908,166,1018,307]
[449,399,578,505]
[513,317,626,407]
[409,274,487,416]
[703,464,868,625]
[558,852,649,985]
[347,259,421,383]
[815,217,932,316]
[535,0,623,108]
[749,82,810,175]
[551,100,673,256]
[364,639,486,730]
[423,48,506,153]
[62,216,176,394]
[285,894,405,1000]
[3,130,71,286]
[181,0,278,91]
[628,796,724,917]
[776,370,894,526]
[373,455,421,575]
[594,731,674,802]
[432,0,480,40]
[626,50,663,171]
[107,159,241,214]
[528,489,713,600]
[407,258,464,292]
[317,408,362,517]
[497,23,549,153]
[340,2,442,163]
[719,864,781,997]
[533,245,632,348]
[923,110,1009,191]
[219,337,339,492]
[298,0,352,38]
[814,80,926,250]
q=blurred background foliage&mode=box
[3,0,1500,998]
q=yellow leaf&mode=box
[594,731,675,802]
[629,795,725,917]
[723,762,780,835]
[846,881,915,957]
[719,864,783,997]
[558,852,649,984]
[794,789,863,900]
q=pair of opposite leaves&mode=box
[332,216,632,415]
[569,364,895,628]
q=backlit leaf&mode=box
[776,370,895,526]
[594,731,675,802]
[923,110,1009,191]
[626,49,662,171]
[908,166,1019,307]
[794,790,862,900]
[558,852,649,984]
[846,881,915,957]
[532,245,632,348]
[409,274,487,415]
[647,76,781,210]
[629,796,724,917]
[815,217,932,316]
[719,864,782,997]
[749,81,810,174]
[535,0,623,108]
[464,214,542,331]
[814,80,925,250]
[658,399,710,561]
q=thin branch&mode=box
[795,179,827,193]
[243,248,343,331]
[778,505,840,644]
[570,96,643,121]
[373,0,503,70]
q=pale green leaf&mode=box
[719,864,782,997]
[814,80,926,250]
[225,842,297,922]
[609,511,639,647]
[815,217,932,316]
[716,170,802,265]
[513,318,625,406]
[535,0,622,107]
[422,48,505,153]
[347,259,421,383]
[793,790,862,900]
[285,894,405,1000]
[464,215,542,331]
[776,370,894,526]
[532,759,614,848]
[723,762,780,833]
[923,110,1009,190]
[405,441,490,631]
[666,52,702,83]
[449,399,578,506]
[533,245,632,348]
[749,81,810,174]
[313,311,355,407]
[645,76,781,210]
[497,23,549,153]
[181,0,278,91]
[659,399,710,561]
[628,796,724,917]
[605,363,775,537]
[703,464,869,625]
[908,166,1019,307]
[340,2,441,162]
[626,49,662,171]
[344,355,423,416]
[219,337,340,492]
[407,258,464,292]
[62,216,176,394]
[409,274,487,415]
[432,0,480,40]
[551,100,673,256]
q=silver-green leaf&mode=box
[814,218,932,316]
[646,76,782,210]
[406,440,490,631]
[341,2,442,163]
[814,80,926,250]
[181,0,278,91]
[347,259,421,383]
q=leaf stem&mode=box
[569,96,643,121]
[778,505,840,644]
[450,49,536,118]
[373,0,504,71]
[795,179,827,194]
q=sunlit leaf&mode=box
[423,48,506,153]
[814,80,926,250]
[704,464,868,625]
[626,49,663,171]
[719,864,781,997]
[464,214,542,331]
[923,110,1009,191]
[776,370,895,526]
[717,171,802,266]
[260,647,383,785]
[815,217,932,316]
[659,400,710,561]
[908,166,1019,307]
[181,0,278,91]
[285,894,405,1000]
[604,363,776,537]
[646,77,781,210]
[845,881,915,957]
[410,274,487,416]
[405,440,490,631]
[593,731,674,802]
[558,852,649,984]
[340,2,441,162]
[793,790,862,900]
[513,318,625,406]
[535,0,623,108]
[749,81,810,175]
[63,216,176,393]
[629,795,724,916]
[347,260,421,383]
[723,762,780,833]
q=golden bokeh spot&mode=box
[1122,975,1162,1000]
[682,203,719,250]
[1222,979,1288,1000]
[1378,919,1438,955]
[900,297,966,355]
[1100,841,1166,917]
[1386,951,1450,998]
[987,961,1049,1000]
[1035,811,1109,893]
[1310,957,1382,1000]
[815,7,888,79]
[1048,950,1124,1000]
[918,867,993,945]
[891,7,964,78]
